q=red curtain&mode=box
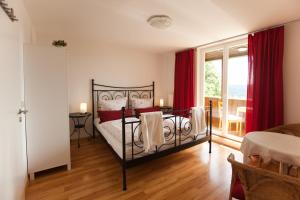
[173,49,195,112]
[246,26,284,133]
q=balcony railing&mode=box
[205,96,246,137]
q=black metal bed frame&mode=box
[91,79,212,191]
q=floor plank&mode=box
[26,137,242,200]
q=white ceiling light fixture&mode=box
[147,15,172,29]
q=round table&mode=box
[69,112,92,148]
[240,131,300,173]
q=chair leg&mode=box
[228,121,231,131]
[240,122,242,134]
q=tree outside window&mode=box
[205,61,221,97]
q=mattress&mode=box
[94,115,207,160]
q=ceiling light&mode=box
[147,15,172,29]
[237,47,248,52]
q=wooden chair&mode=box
[218,102,244,133]
[227,153,300,200]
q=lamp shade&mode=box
[159,99,164,107]
[80,103,87,113]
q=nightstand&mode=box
[160,106,173,114]
[69,112,92,148]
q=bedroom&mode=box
[1,0,300,199]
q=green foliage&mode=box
[205,61,221,97]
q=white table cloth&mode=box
[240,131,300,166]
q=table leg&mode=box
[279,162,288,175]
[70,128,76,137]
[77,128,81,148]
[83,115,93,138]
[83,126,93,138]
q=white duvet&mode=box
[98,117,141,144]
[94,115,196,145]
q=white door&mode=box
[0,10,27,200]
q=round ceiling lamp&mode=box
[147,15,172,29]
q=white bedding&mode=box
[163,115,193,134]
[94,115,207,159]
[97,117,141,144]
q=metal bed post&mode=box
[121,107,127,191]
[179,116,182,145]
[92,79,95,138]
[152,81,155,107]
[209,100,212,154]
[174,114,177,147]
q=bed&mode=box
[91,79,212,190]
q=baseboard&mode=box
[212,135,241,150]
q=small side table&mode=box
[160,106,173,114]
[69,112,92,148]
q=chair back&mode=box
[227,153,300,200]
[236,106,246,118]
[218,101,223,118]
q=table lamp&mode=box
[80,103,87,113]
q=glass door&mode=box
[200,39,248,140]
[227,45,248,137]
[204,49,223,134]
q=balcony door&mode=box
[198,39,248,140]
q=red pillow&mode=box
[98,109,132,123]
[135,106,161,118]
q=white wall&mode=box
[283,21,300,124]
[34,42,166,135]
[65,44,168,135]
[0,0,35,199]
[66,43,164,113]
[159,52,175,103]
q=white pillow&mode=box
[99,97,127,110]
[131,97,153,109]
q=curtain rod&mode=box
[194,18,300,49]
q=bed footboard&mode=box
[121,100,213,191]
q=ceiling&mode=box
[24,0,300,53]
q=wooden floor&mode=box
[26,137,242,200]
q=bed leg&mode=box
[121,106,127,191]
[209,100,212,154]
[122,164,127,191]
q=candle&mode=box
[159,99,164,107]
[80,103,87,113]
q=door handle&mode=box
[18,109,28,115]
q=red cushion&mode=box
[231,178,245,200]
[97,109,132,123]
[135,106,161,118]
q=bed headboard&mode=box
[91,79,155,121]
